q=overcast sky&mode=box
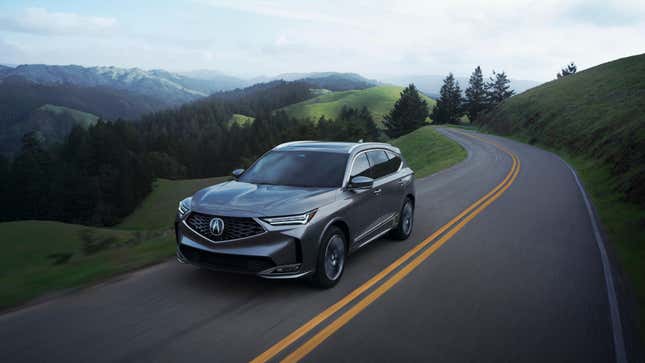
[0,0,643,81]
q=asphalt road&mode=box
[0,129,636,362]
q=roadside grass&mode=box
[281,85,436,127]
[0,177,223,310]
[0,127,465,310]
[392,126,467,178]
[0,220,175,309]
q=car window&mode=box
[350,153,371,179]
[366,150,391,179]
[384,150,402,174]
[239,150,348,188]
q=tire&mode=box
[310,226,347,288]
[389,198,414,240]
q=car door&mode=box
[365,150,400,230]
[381,150,406,216]
[344,152,383,249]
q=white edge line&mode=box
[558,156,627,363]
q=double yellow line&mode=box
[251,131,521,363]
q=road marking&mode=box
[281,137,520,362]
[251,130,518,363]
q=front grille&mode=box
[185,212,265,241]
[179,244,275,273]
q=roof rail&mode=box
[348,142,390,153]
[274,140,317,149]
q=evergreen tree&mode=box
[557,62,577,79]
[485,71,514,107]
[464,66,487,122]
[431,73,464,124]
[383,84,429,138]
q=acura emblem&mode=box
[209,217,225,236]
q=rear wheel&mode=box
[389,198,414,240]
[311,226,346,288]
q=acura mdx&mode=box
[175,141,415,287]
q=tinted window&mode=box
[240,150,348,188]
[350,153,371,178]
[366,150,390,179]
[384,150,402,174]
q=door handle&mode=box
[373,188,382,195]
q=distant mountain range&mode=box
[0,63,541,155]
[0,64,246,106]
[378,74,541,98]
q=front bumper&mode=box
[175,216,314,279]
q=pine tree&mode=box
[485,71,514,107]
[464,66,486,122]
[383,84,429,138]
[430,73,463,124]
[557,62,577,79]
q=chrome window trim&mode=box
[343,148,404,187]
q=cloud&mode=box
[0,7,117,35]
[563,0,644,26]
[1,1,644,81]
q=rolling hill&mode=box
[0,103,100,154]
[479,53,645,206]
[280,85,436,126]
[250,72,378,91]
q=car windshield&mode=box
[239,150,348,188]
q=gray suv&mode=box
[175,141,415,287]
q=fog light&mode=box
[274,264,301,273]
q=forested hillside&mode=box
[0,77,173,154]
[0,80,381,226]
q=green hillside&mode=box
[393,126,467,178]
[0,104,99,154]
[118,176,227,230]
[479,53,645,341]
[281,85,436,126]
[0,176,224,309]
[228,113,255,127]
[39,104,99,126]
[480,53,645,206]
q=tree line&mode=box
[0,81,380,226]
[431,67,515,124]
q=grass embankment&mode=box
[393,126,467,178]
[0,127,465,310]
[0,176,224,309]
[281,85,436,127]
[478,52,645,344]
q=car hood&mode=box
[191,180,337,217]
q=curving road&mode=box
[0,129,637,362]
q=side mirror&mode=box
[232,169,245,179]
[348,176,374,190]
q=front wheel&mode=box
[311,226,346,288]
[389,198,414,240]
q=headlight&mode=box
[178,197,192,217]
[261,210,317,225]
